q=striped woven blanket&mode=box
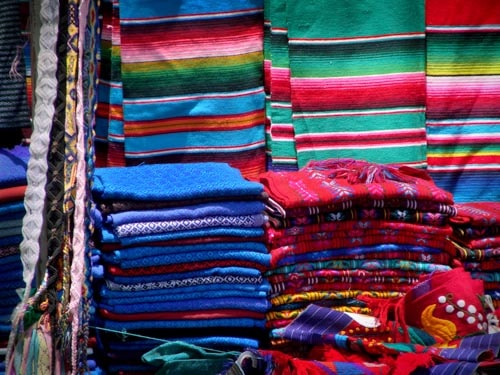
[426,0,500,202]
[116,0,266,179]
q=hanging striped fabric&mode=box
[267,0,298,170]
[285,0,427,169]
[95,0,126,166]
[426,0,500,202]
[118,0,267,179]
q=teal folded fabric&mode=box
[142,341,240,375]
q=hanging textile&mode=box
[103,0,266,179]
[266,0,298,170]
[94,0,126,167]
[7,0,97,373]
[426,0,500,202]
[284,0,427,169]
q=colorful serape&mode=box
[285,0,426,168]
[115,0,267,179]
[267,0,298,169]
[426,0,500,203]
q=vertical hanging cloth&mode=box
[7,0,96,373]
[285,0,427,169]
[0,0,31,147]
[117,0,267,179]
[425,0,500,202]
[94,0,127,167]
[266,0,298,170]
[6,0,59,372]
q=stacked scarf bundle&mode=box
[94,0,267,180]
[426,0,500,203]
[0,145,29,350]
[449,202,500,310]
[257,158,457,345]
[91,162,271,374]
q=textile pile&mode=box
[259,266,500,374]
[449,202,500,310]
[91,162,271,374]
[257,159,458,346]
[0,145,29,366]
[139,267,500,374]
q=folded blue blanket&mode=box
[105,336,259,352]
[92,163,263,202]
[0,305,16,316]
[100,280,270,300]
[99,296,270,314]
[0,218,23,230]
[0,145,30,188]
[104,200,266,226]
[0,234,22,247]
[113,214,267,238]
[0,206,26,221]
[3,268,22,282]
[100,226,265,246]
[0,253,22,266]
[4,278,24,290]
[99,317,266,331]
[105,274,264,292]
[106,266,264,285]
[0,287,21,299]
[0,226,22,238]
[0,201,25,216]
[100,287,269,306]
[1,293,21,306]
[104,250,270,269]
[103,242,268,263]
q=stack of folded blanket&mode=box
[0,145,29,353]
[449,202,500,310]
[91,162,271,374]
[257,158,457,346]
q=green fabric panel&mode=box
[286,0,424,38]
